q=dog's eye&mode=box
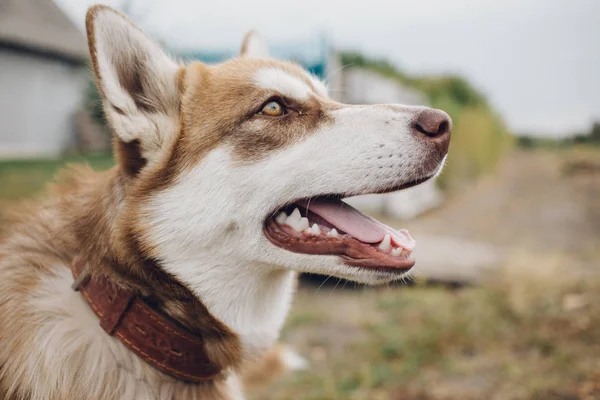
[259,101,285,117]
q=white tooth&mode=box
[299,217,309,231]
[328,228,339,238]
[284,208,304,231]
[391,247,402,257]
[304,228,313,235]
[311,224,321,235]
[287,221,302,231]
[275,212,287,224]
[378,234,391,252]
[288,208,301,222]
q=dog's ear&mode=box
[240,31,269,58]
[86,5,181,176]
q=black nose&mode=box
[411,108,452,154]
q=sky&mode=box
[57,0,600,137]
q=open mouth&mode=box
[264,187,424,273]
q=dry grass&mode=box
[251,252,600,400]
[0,153,113,201]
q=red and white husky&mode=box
[0,5,450,400]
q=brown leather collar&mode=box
[71,258,222,382]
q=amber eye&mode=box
[259,100,285,116]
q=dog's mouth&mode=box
[264,178,432,273]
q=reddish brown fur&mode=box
[176,59,338,166]
[240,344,289,389]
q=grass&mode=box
[0,153,114,203]
[251,254,600,399]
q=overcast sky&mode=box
[57,0,600,137]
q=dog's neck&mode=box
[164,257,297,355]
[67,166,294,370]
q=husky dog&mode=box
[0,5,450,400]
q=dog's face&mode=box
[87,6,450,286]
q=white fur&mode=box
[307,73,329,97]
[241,31,270,58]
[279,347,308,371]
[93,9,180,167]
[435,154,449,178]
[254,68,311,101]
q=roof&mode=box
[0,0,88,63]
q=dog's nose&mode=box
[411,108,452,154]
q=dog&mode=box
[0,5,451,400]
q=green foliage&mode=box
[0,154,114,202]
[340,52,487,109]
[339,52,513,189]
[440,105,512,187]
[518,122,600,149]
[340,52,410,82]
[85,77,107,126]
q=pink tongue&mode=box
[296,199,416,251]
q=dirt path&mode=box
[399,149,600,282]
[411,149,599,255]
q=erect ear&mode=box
[86,5,181,176]
[240,31,269,58]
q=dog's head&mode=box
[87,6,450,287]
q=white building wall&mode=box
[342,68,428,106]
[0,49,87,159]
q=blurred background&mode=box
[0,0,599,398]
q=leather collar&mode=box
[71,258,222,382]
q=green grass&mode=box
[251,255,600,400]
[0,153,114,202]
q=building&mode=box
[0,0,89,159]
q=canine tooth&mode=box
[378,234,391,252]
[311,224,321,235]
[284,214,309,232]
[299,217,309,231]
[289,208,301,222]
[275,212,287,224]
[391,247,402,257]
[283,208,304,230]
[328,228,339,238]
